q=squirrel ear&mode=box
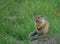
[40,15,43,17]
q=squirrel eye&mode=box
[38,17,40,19]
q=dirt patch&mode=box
[30,35,60,44]
[4,35,60,44]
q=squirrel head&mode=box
[34,15,45,29]
[34,15,44,23]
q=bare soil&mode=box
[31,35,60,44]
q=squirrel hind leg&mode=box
[28,31,39,41]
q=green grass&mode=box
[0,0,60,44]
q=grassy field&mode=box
[0,0,60,44]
